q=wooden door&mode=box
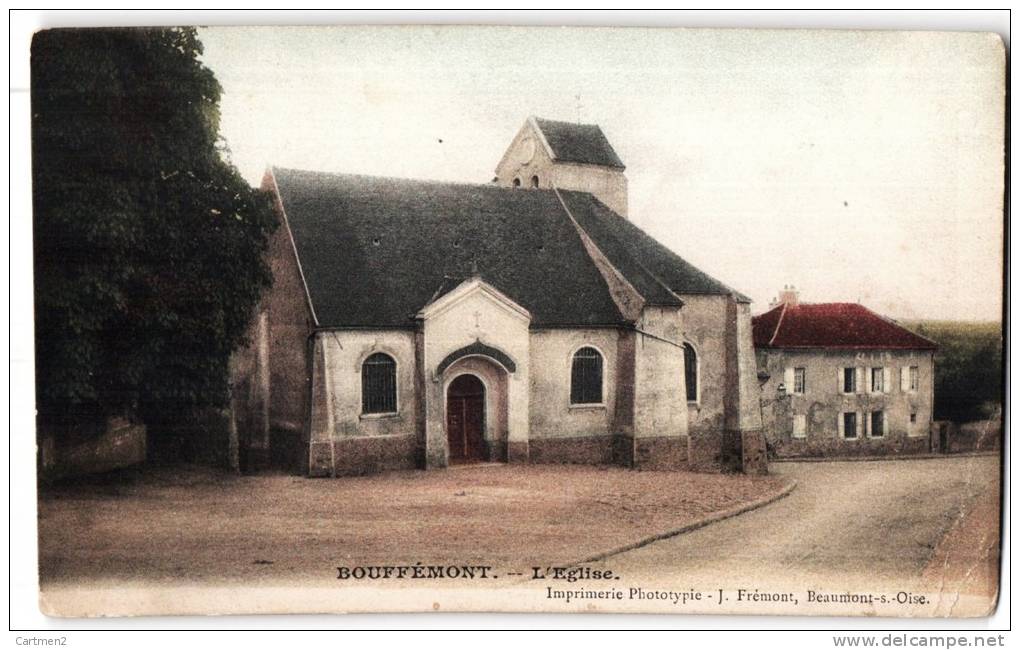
[447,374,486,463]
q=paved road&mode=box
[598,455,999,595]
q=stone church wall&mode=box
[232,182,315,474]
[307,330,418,477]
[732,300,768,474]
[681,295,767,473]
[527,327,620,464]
[263,206,315,472]
[541,162,628,218]
[630,306,688,469]
[493,119,629,217]
[420,284,531,469]
[678,295,730,470]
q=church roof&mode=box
[752,302,937,350]
[561,192,751,302]
[272,168,625,328]
[533,118,626,170]
[270,167,745,328]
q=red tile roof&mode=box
[752,303,937,350]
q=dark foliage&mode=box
[31,28,277,436]
[906,321,1004,422]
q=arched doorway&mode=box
[446,374,486,464]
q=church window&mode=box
[512,177,521,188]
[362,353,397,414]
[683,343,698,402]
[531,175,539,188]
[570,347,603,405]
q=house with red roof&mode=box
[752,287,937,458]
[232,117,768,477]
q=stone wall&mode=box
[732,300,768,474]
[494,119,629,217]
[935,419,1002,454]
[420,281,531,469]
[678,295,729,466]
[308,330,419,477]
[527,327,619,462]
[758,347,936,458]
[630,305,688,469]
[38,417,147,481]
[231,171,316,473]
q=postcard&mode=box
[30,24,1004,618]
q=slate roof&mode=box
[561,192,750,302]
[752,303,937,350]
[272,168,625,328]
[534,118,626,170]
[271,167,747,328]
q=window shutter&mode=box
[838,413,844,437]
[883,368,891,394]
[883,412,889,436]
[901,366,910,392]
[838,368,844,392]
[784,367,795,391]
[864,412,870,436]
[856,410,863,437]
[857,367,866,394]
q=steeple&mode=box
[493,116,629,218]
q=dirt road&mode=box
[594,455,1000,615]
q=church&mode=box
[233,116,768,477]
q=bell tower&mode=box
[493,116,629,218]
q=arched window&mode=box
[570,347,603,405]
[683,343,698,402]
[530,175,539,188]
[362,353,397,414]
[512,178,521,188]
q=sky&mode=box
[197,26,1005,321]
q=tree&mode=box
[31,28,277,447]
[911,321,1003,422]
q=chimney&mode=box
[769,284,800,309]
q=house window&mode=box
[870,410,885,438]
[683,343,698,402]
[843,367,856,393]
[793,368,806,394]
[531,175,540,188]
[792,414,807,438]
[570,347,603,405]
[910,412,917,424]
[910,366,919,391]
[361,353,397,414]
[512,178,521,188]
[871,367,884,393]
[842,412,858,439]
